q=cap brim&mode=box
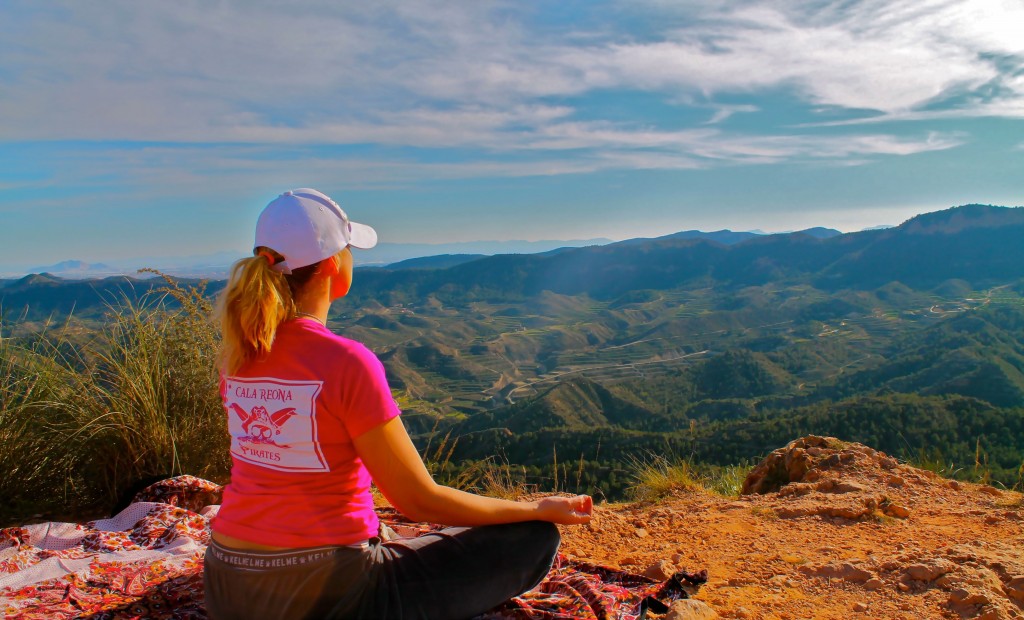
[348,221,378,249]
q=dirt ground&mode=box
[558,437,1024,619]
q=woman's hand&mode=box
[357,417,595,527]
[534,495,593,525]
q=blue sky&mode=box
[1,0,1022,269]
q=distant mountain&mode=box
[383,254,487,270]
[359,239,613,266]
[618,229,760,246]
[1,240,614,279]
[27,260,125,278]
[900,203,1024,235]
[335,204,1024,306]
[6,204,1022,320]
[796,227,842,239]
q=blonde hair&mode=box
[215,247,321,374]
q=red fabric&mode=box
[2,478,707,620]
[213,318,401,548]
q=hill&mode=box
[5,203,1024,495]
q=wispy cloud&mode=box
[3,1,1020,137]
[705,105,759,125]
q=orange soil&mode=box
[557,437,1024,619]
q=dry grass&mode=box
[0,275,228,525]
[626,452,707,502]
[626,451,751,502]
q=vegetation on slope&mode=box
[3,204,1024,520]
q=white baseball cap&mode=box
[254,188,378,273]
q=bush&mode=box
[0,275,228,525]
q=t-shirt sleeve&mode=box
[338,343,402,438]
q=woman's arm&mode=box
[353,417,592,526]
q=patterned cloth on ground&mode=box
[1,477,705,619]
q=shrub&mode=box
[0,276,228,525]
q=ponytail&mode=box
[215,247,320,374]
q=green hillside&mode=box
[4,204,1024,505]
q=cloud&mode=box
[0,0,1015,172]
[588,1,1021,113]
[705,105,759,125]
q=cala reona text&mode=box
[234,386,294,402]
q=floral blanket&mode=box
[1,477,704,619]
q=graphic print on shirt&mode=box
[223,377,328,472]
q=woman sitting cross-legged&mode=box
[204,188,593,620]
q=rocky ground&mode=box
[558,436,1024,620]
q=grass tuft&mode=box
[904,447,962,479]
[626,452,752,502]
[626,452,706,502]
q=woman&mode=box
[205,188,592,620]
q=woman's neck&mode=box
[293,280,331,324]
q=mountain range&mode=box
[4,238,617,280]
[4,203,1023,496]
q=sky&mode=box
[1,0,1022,270]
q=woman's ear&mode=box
[321,255,341,276]
[328,250,354,300]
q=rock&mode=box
[741,437,822,494]
[634,528,649,538]
[1006,575,1024,603]
[831,481,867,494]
[644,559,675,581]
[864,578,884,591]
[906,559,954,582]
[978,485,1002,497]
[886,475,905,487]
[852,602,869,612]
[878,456,899,469]
[948,480,960,490]
[948,588,990,606]
[800,562,874,583]
[619,555,640,566]
[825,505,873,520]
[664,599,718,620]
[884,504,911,519]
[733,606,751,618]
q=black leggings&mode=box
[203,521,560,620]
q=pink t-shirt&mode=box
[212,318,401,548]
